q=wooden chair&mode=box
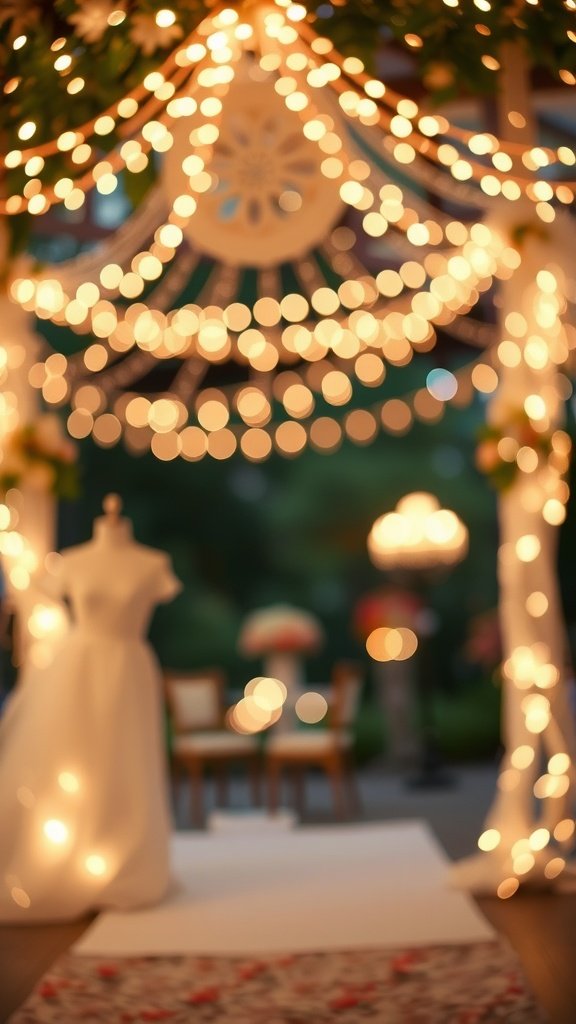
[265,660,363,820]
[164,669,261,827]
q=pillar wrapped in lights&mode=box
[451,41,576,896]
[451,46,576,895]
[0,296,70,664]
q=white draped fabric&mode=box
[0,526,180,922]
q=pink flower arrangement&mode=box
[464,608,502,669]
[238,604,324,657]
[353,588,424,641]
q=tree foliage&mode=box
[319,0,575,92]
[1,0,573,145]
[0,1,573,249]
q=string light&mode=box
[1,3,574,217]
[1,0,575,900]
[3,0,548,470]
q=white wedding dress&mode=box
[0,520,181,922]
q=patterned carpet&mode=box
[10,941,544,1022]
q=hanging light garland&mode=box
[1,3,574,220]
[10,237,511,460]
[0,0,572,478]
[3,0,535,464]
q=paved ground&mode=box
[172,758,500,861]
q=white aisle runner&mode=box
[74,821,493,957]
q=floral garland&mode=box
[463,607,501,670]
[0,413,80,499]
[352,587,424,640]
[238,604,324,656]
[475,410,553,492]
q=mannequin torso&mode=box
[56,506,181,638]
[92,515,135,547]
[0,495,180,921]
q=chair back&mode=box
[329,661,363,730]
[164,670,226,733]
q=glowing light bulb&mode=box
[43,819,68,844]
[58,771,80,793]
[86,854,107,876]
[478,829,500,851]
[295,691,328,724]
[156,9,176,27]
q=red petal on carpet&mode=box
[9,942,544,1023]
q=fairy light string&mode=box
[1,0,575,898]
